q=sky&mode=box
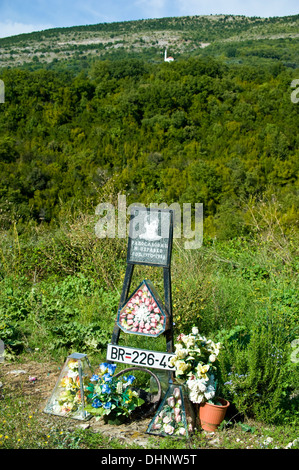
[0,0,298,39]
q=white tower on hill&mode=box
[164,48,174,62]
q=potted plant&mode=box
[169,327,229,432]
[84,362,145,425]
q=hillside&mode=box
[0,14,298,69]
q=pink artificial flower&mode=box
[163,424,175,435]
[163,416,171,424]
[177,333,185,341]
[167,396,175,407]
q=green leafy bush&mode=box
[217,321,298,424]
[48,321,111,353]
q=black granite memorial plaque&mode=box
[127,207,173,268]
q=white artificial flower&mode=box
[182,335,196,348]
[176,348,189,360]
[68,369,78,379]
[68,360,79,370]
[204,390,215,400]
[209,354,217,362]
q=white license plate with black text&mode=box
[106,344,175,370]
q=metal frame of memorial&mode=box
[110,207,174,358]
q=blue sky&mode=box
[0,0,298,38]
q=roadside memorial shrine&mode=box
[43,206,199,436]
[108,206,175,366]
[103,206,197,435]
[43,353,93,421]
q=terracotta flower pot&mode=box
[198,398,230,432]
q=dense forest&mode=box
[0,54,298,238]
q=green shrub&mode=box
[217,321,299,424]
[0,319,24,354]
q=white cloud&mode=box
[0,21,53,39]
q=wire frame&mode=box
[44,353,93,421]
[146,383,196,438]
[117,279,169,337]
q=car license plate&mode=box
[106,344,175,371]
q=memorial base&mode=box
[146,383,196,438]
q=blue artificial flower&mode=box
[92,398,102,408]
[102,384,111,394]
[107,364,117,376]
[126,375,135,385]
[90,374,99,382]
[103,373,113,382]
[103,402,112,409]
[99,362,109,373]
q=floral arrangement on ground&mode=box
[45,358,90,418]
[169,327,222,405]
[149,385,195,437]
[84,363,145,421]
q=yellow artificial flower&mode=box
[175,360,191,376]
